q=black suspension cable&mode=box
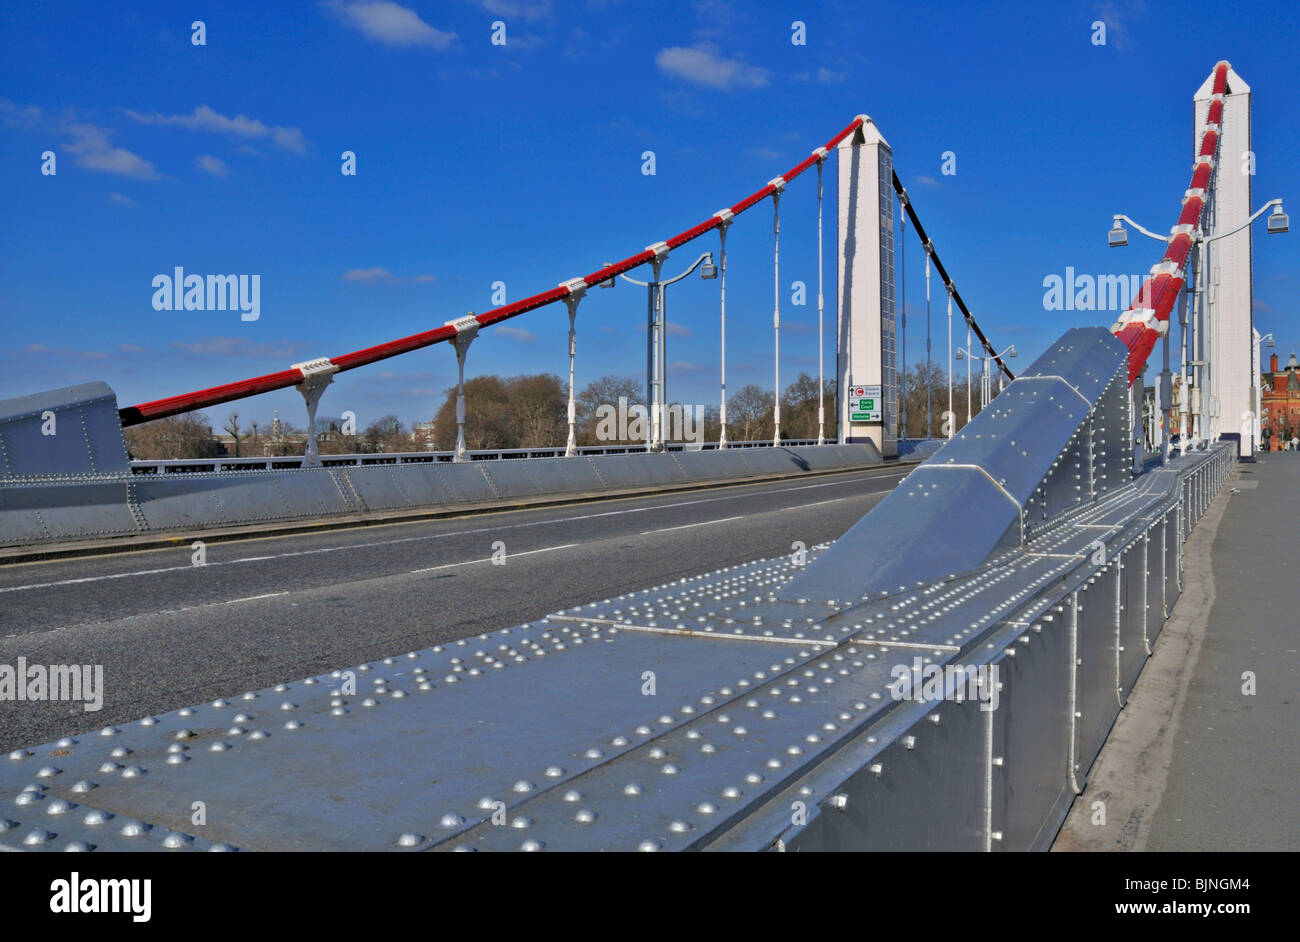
[892,172,1015,381]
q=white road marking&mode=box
[641,516,742,535]
[0,590,290,638]
[0,469,906,593]
[224,592,289,605]
[132,591,291,620]
[410,543,578,574]
[0,565,193,594]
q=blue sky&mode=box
[1,0,1296,429]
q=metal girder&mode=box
[779,327,1131,602]
[0,445,1234,852]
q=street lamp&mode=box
[614,251,716,451]
[1253,329,1275,454]
[1110,198,1287,454]
[1267,203,1289,234]
[956,345,1016,412]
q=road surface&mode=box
[0,465,908,752]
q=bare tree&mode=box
[728,385,774,443]
[779,372,838,440]
[223,412,243,458]
[431,376,511,451]
[123,412,223,460]
[509,374,567,448]
[361,415,406,453]
[576,374,643,444]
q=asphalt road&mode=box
[0,465,908,752]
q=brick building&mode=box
[1261,352,1300,451]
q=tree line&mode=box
[122,364,979,459]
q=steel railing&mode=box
[128,439,827,474]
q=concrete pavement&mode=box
[1055,454,1300,851]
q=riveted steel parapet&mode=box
[780,328,1131,602]
[0,410,883,543]
[721,445,1230,851]
[0,383,130,479]
[0,445,1231,852]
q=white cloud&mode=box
[655,42,768,90]
[1092,0,1143,52]
[107,192,138,207]
[666,321,694,337]
[690,0,738,41]
[324,1,457,49]
[344,267,395,282]
[127,104,307,153]
[195,154,230,177]
[17,344,108,359]
[816,67,847,84]
[0,98,43,128]
[916,175,940,187]
[170,337,312,359]
[3,100,162,179]
[479,0,552,20]
[63,123,162,179]
[342,268,435,284]
[495,326,537,343]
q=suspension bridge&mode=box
[0,61,1287,852]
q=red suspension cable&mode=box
[120,117,868,426]
[1110,61,1230,385]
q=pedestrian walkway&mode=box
[1055,453,1299,851]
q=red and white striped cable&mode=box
[120,118,869,426]
[1110,61,1229,385]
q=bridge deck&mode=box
[0,448,1230,852]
